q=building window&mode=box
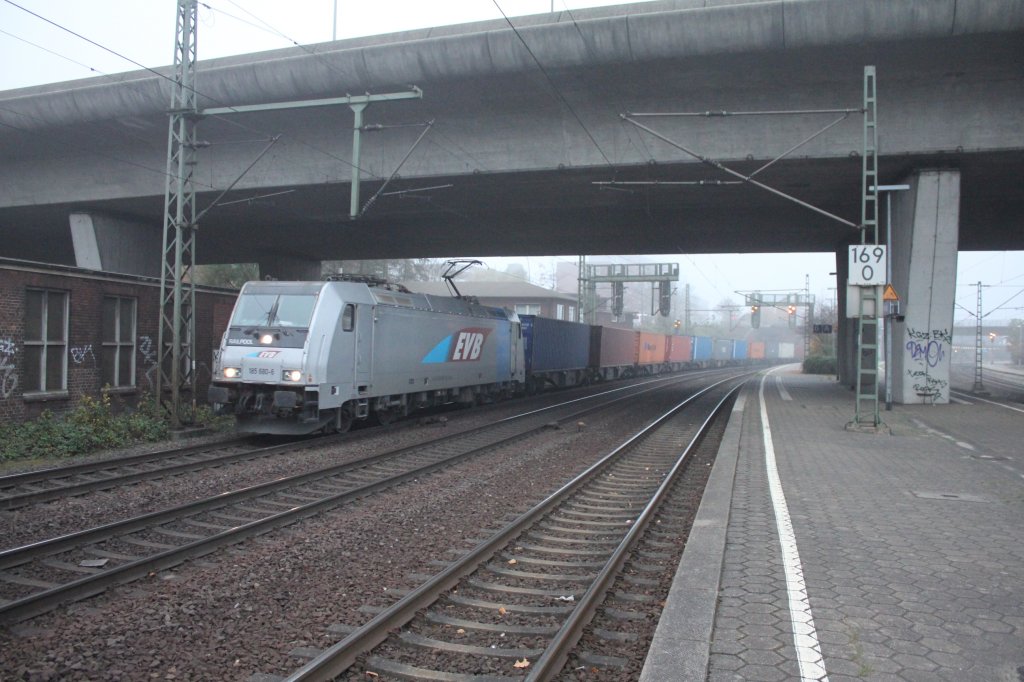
[514,304,541,316]
[24,289,68,393]
[102,296,136,388]
[569,305,576,322]
[556,304,565,320]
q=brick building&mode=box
[403,279,580,321]
[0,258,238,427]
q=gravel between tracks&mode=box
[1,392,666,681]
[0,400,556,551]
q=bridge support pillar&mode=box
[257,255,321,281]
[69,212,160,277]
[889,169,960,404]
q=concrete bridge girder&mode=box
[0,0,1021,269]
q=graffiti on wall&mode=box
[139,335,158,390]
[70,344,97,366]
[0,338,16,399]
[904,327,951,400]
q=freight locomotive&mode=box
[208,276,774,435]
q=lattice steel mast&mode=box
[157,0,199,427]
[853,66,881,427]
[972,282,985,392]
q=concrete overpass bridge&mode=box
[0,0,1022,405]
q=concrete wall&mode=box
[69,212,161,278]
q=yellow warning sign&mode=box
[882,284,900,302]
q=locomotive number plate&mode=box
[245,366,279,380]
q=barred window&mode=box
[556,304,565,320]
[24,289,68,393]
[102,296,136,388]
[514,304,541,316]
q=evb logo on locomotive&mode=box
[422,328,492,364]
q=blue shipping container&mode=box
[733,340,748,360]
[693,336,713,362]
[520,315,591,373]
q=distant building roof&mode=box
[403,279,578,301]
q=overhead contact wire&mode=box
[491,0,615,170]
[1,0,383,182]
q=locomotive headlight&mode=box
[223,367,241,379]
[259,333,274,345]
[284,370,303,382]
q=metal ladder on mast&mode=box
[854,287,881,426]
[853,66,881,428]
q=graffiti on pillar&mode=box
[904,327,951,399]
[0,338,16,399]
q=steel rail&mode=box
[0,435,254,489]
[0,436,312,510]
[284,374,745,681]
[0,372,707,568]
[527,383,741,679]
[0,371,721,623]
[4,365,621,509]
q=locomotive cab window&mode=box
[342,304,355,332]
[231,293,317,328]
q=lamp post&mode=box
[875,184,910,410]
[828,273,838,381]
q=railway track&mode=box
[0,371,741,624]
[280,376,743,681]
[951,364,1024,402]
[0,369,733,513]
[0,435,302,511]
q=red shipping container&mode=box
[749,341,766,359]
[668,335,693,363]
[637,332,667,366]
[590,326,637,368]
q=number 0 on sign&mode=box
[848,245,887,285]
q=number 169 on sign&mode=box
[848,245,887,285]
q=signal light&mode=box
[750,305,760,329]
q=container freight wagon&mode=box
[778,341,796,360]
[637,332,668,373]
[712,338,734,366]
[732,340,749,362]
[520,315,591,391]
[748,341,766,361]
[693,336,714,366]
[590,326,637,380]
[667,334,693,370]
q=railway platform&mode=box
[642,366,1024,681]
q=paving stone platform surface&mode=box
[642,368,1024,682]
